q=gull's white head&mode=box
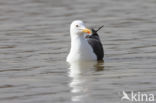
[70,20,91,36]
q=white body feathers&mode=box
[66,35,96,62]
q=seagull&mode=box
[66,20,104,62]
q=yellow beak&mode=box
[82,28,91,34]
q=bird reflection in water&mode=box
[67,61,104,102]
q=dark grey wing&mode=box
[87,38,104,60]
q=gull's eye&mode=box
[76,25,79,27]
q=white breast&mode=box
[66,36,97,62]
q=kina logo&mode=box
[121,91,155,102]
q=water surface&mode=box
[0,0,156,103]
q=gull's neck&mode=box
[70,34,86,48]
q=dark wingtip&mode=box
[90,25,104,35]
[95,25,104,32]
